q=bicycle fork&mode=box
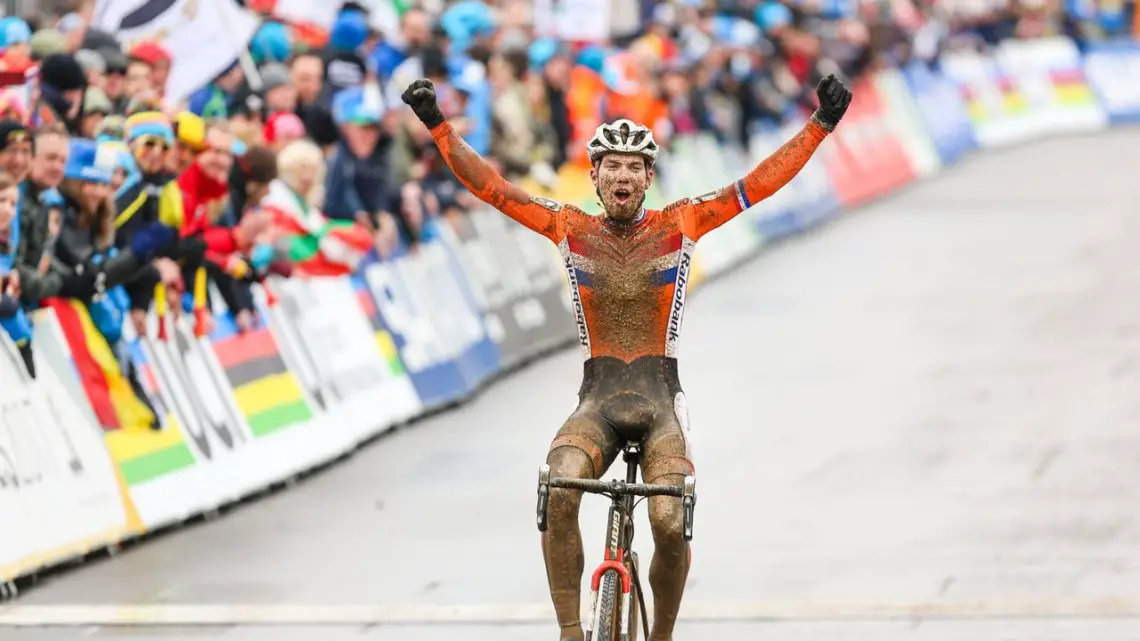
[585,505,633,641]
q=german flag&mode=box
[210,321,313,438]
[45,298,154,432]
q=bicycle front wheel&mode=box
[589,570,621,641]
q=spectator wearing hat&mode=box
[34,53,88,133]
[263,112,306,153]
[260,63,298,115]
[188,60,247,120]
[100,48,131,115]
[114,112,199,334]
[324,84,402,252]
[0,120,32,183]
[75,49,107,91]
[29,29,67,61]
[170,111,206,175]
[55,138,172,427]
[323,9,373,98]
[79,87,112,138]
[123,54,157,107]
[55,12,87,54]
[251,21,293,67]
[530,38,573,169]
[54,138,177,318]
[0,16,34,74]
[129,41,172,96]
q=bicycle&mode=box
[537,439,697,641]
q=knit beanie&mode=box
[39,54,86,91]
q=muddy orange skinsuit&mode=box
[428,115,830,634]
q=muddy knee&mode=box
[546,447,594,528]
[648,474,687,551]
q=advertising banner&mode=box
[441,213,533,368]
[874,68,943,179]
[902,61,977,165]
[363,259,472,409]
[466,210,560,357]
[818,74,918,207]
[1083,40,1140,123]
[940,49,1038,148]
[396,240,500,390]
[0,335,135,582]
[994,37,1108,136]
[504,218,580,354]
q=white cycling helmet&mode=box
[586,119,659,166]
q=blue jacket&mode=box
[323,138,398,220]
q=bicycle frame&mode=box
[586,444,640,640]
[537,443,696,641]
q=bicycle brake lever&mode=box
[537,465,551,532]
[682,476,696,541]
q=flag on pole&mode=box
[94,0,261,104]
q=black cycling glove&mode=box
[811,74,853,132]
[401,79,446,129]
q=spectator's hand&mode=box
[237,209,274,250]
[424,191,440,217]
[401,79,446,129]
[224,255,253,280]
[154,258,182,287]
[813,74,852,132]
[58,269,98,299]
[130,309,148,337]
[235,309,255,335]
[131,222,179,261]
[4,270,19,298]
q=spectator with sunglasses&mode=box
[114,112,188,333]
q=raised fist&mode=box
[401,78,446,129]
[812,74,853,132]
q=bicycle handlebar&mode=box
[550,477,684,498]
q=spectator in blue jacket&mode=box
[323,85,403,254]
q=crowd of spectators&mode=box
[0,0,1135,412]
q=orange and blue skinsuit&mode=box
[429,116,830,640]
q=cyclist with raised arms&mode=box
[403,74,851,641]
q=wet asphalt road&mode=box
[4,130,1140,640]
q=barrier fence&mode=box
[1,36,1136,585]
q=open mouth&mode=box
[614,189,631,204]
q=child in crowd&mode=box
[0,170,34,375]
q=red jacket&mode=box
[177,162,242,266]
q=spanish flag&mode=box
[45,298,155,432]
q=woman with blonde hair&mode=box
[259,138,379,276]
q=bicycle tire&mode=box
[592,570,621,641]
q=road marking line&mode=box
[3,600,1140,626]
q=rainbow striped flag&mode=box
[210,322,313,437]
[105,340,196,487]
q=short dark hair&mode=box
[239,145,278,183]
